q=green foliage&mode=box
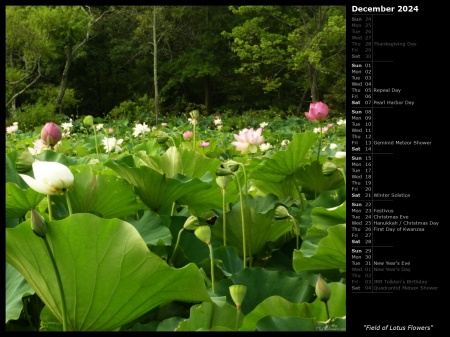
[108,95,154,123]
[8,101,64,131]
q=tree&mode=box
[223,5,346,112]
[5,6,47,117]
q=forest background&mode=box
[5,5,346,128]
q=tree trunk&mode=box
[203,6,211,115]
[153,6,160,125]
[55,45,73,112]
[308,63,319,103]
[204,76,211,115]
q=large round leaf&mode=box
[6,262,35,322]
[6,182,44,219]
[6,214,210,331]
[62,166,141,218]
[293,224,346,272]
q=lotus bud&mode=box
[315,274,331,302]
[40,122,62,146]
[190,110,199,119]
[15,151,34,173]
[183,215,200,231]
[83,115,94,126]
[194,225,211,244]
[224,160,239,172]
[229,285,247,309]
[108,127,114,134]
[183,130,193,141]
[274,205,290,220]
[305,101,329,122]
[216,175,231,189]
[155,131,169,144]
[31,208,47,237]
[322,161,337,176]
[215,166,234,176]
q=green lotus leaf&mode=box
[249,132,318,182]
[6,262,35,322]
[60,165,141,219]
[105,160,215,215]
[6,151,27,187]
[309,201,346,231]
[127,209,172,246]
[137,146,222,179]
[255,316,316,331]
[135,147,227,214]
[175,301,243,331]
[240,282,345,331]
[229,267,315,315]
[6,214,211,331]
[6,182,44,219]
[294,161,345,198]
[293,224,346,272]
[212,203,292,259]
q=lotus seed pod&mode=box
[83,115,94,126]
[194,225,211,244]
[229,285,247,309]
[274,205,290,220]
[216,175,231,189]
[15,151,34,173]
[322,161,337,176]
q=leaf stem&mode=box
[234,175,247,268]
[93,126,100,160]
[238,163,252,267]
[208,243,215,293]
[222,187,227,246]
[325,301,330,320]
[47,194,53,221]
[42,236,68,331]
[170,228,184,267]
[65,191,73,216]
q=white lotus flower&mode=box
[102,137,123,153]
[132,122,151,137]
[6,122,19,134]
[335,151,346,159]
[259,142,272,152]
[19,161,74,195]
[61,121,73,131]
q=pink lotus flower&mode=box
[231,127,265,154]
[305,102,329,122]
[200,141,210,148]
[41,122,62,146]
[183,130,193,141]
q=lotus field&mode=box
[5,103,347,331]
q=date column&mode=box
[350,13,373,293]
